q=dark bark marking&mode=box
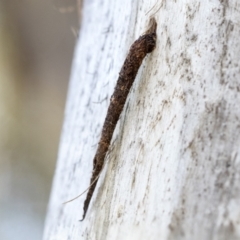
[81,18,157,221]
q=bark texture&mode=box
[44,0,240,239]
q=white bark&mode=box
[44,0,240,239]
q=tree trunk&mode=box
[43,0,240,239]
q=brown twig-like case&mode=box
[81,18,157,221]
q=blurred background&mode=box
[0,0,81,239]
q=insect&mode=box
[80,18,157,221]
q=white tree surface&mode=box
[43,0,240,239]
